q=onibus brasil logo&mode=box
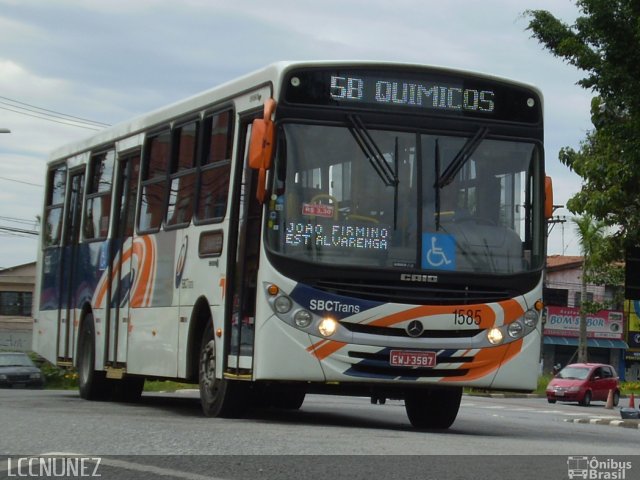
[567,456,632,480]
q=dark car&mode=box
[546,363,619,407]
[0,352,45,389]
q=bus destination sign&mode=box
[329,74,494,114]
[283,68,541,124]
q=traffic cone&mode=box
[630,392,636,409]
[605,390,614,409]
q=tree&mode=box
[526,1,640,255]
[572,215,606,363]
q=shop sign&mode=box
[543,306,623,340]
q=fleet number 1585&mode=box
[453,309,481,326]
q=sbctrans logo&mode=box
[567,456,632,479]
[5,455,102,477]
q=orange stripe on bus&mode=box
[307,339,328,353]
[94,246,134,309]
[131,236,155,308]
[310,340,347,360]
[442,338,523,383]
[499,299,525,324]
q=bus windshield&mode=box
[266,122,543,274]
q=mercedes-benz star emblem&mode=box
[406,320,424,338]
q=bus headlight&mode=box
[294,309,313,328]
[487,328,504,345]
[274,295,293,314]
[523,309,538,328]
[507,321,524,338]
[318,317,338,337]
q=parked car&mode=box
[546,363,619,406]
[0,352,45,389]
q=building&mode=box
[543,255,627,377]
[0,262,35,352]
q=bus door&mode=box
[225,116,262,375]
[57,169,85,364]
[106,152,141,367]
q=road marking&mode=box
[1,453,229,480]
[462,403,620,418]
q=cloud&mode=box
[0,0,594,267]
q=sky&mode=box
[0,0,592,269]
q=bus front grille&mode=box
[340,321,484,339]
[345,350,473,379]
[309,278,511,305]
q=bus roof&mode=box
[48,60,541,163]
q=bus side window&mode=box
[139,130,171,232]
[84,149,115,240]
[196,110,233,222]
[43,165,67,247]
[166,120,198,227]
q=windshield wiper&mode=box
[347,114,399,228]
[436,127,489,189]
[347,114,398,188]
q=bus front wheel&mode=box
[198,321,247,417]
[404,387,462,429]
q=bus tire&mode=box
[77,314,111,401]
[112,376,145,403]
[271,385,306,410]
[405,387,462,429]
[198,321,247,417]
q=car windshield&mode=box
[266,123,544,274]
[557,367,590,380]
[0,353,35,367]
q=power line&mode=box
[0,95,110,127]
[0,104,103,131]
[0,226,38,236]
[0,175,43,188]
[0,215,39,227]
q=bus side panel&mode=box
[490,327,541,390]
[126,306,179,377]
[34,248,62,363]
[125,232,180,377]
[73,242,110,368]
[175,223,228,379]
[253,314,326,382]
[32,310,58,364]
[253,262,325,381]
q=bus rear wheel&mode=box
[198,321,247,417]
[77,314,111,401]
[404,387,462,429]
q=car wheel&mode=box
[613,390,620,407]
[580,391,592,407]
[547,397,556,404]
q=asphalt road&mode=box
[0,389,638,479]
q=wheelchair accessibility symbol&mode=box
[422,233,456,270]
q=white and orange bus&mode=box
[33,61,552,429]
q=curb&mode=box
[565,417,640,429]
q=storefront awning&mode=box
[543,336,628,349]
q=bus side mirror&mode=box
[249,98,276,203]
[544,176,553,219]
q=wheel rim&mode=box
[79,332,91,385]
[200,339,218,395]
